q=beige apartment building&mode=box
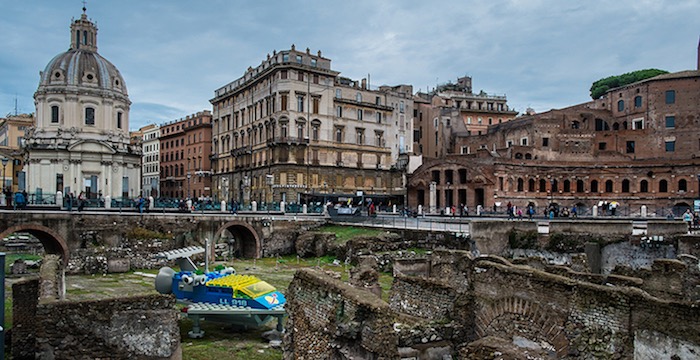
[210,45,413,207]
[0,113,33,192]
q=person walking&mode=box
[78,191,86,211]
[137,195,145,214]
[65,192,74,211]
[683,209,693,233]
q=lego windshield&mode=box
[240,281,276,298]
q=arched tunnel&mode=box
[215,221,260,259]
[0,224,68,266]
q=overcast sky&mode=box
[1,1,698,130]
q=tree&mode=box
[589,69,668,99]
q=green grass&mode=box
[316,225,385,243]
[4,253,42,273]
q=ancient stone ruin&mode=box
[284,249,700,359]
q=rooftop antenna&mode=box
[14,95,18,116]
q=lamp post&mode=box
[187,173,192,199]
[1,158,8,192]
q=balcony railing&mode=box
[267,136,309,146]
[230,145,252,157]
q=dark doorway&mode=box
[475,188,485,207]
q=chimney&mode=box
[361,78,367,90]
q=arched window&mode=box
[85,107,95,125]
[528,179,535,192]
[617,100,624,112]
[51,105,60,123]
[605,180,613,192]
[514,153,523,159]
[612,122,620,130]
[622,179,630,192]
[659,180,668,193]
[576,180,584,193]
[563,180,571,192]
[517,178,524,192]
[571,120,580,129]
[524,153,532,159]
[634,96,642,108]
[539,179,546,192]
[83,30,88,45]
[591,180,599,193]
[551,179,558,192]
[640,180,649,193]
[679,179,688,192]
[595,119,609,131]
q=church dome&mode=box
[36,12,128,99]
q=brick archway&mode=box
[0,224,69,266]
[214,221,261,258]
[475,297,569,357]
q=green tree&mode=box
[590,69,668,99]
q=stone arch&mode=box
[214,221,261,258]
[0,224,69,266]
[476,296,569,357]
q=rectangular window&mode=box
[311,58,317,67]
[356,129,364,145]
[281,94,288,111]
[335,127,343,142]
[376,111,382,123]
[665,141,675,152]
[665,90,675,104]
[665,116,675,128]
[51,106,59,123]
[335,89,341,98]
[598,142,607,150]
[312,98,319,114]
[117,112,122,129]
[357,109,363,121]
[626,141,635,153]
[542,137,549,147]
[296,55,302,63]
[633,118,644,129]
[313,74,319,84]
[85,107,95,125]
[297,95,304,112]
[520,138,528,146]
[280,70,287,79]
[297,71,304,81]
[375,96,381,105]
[336,106,342,118]
[282,53,289,62]
[399,100,405,113]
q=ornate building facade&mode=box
[210,46,413,206]
[0,113,33,192]
[25,9,140,199]
[408,62,700,215]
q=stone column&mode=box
[429,181,436,214]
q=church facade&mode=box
[25,9,141,200]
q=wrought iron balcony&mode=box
[230,145,252,157]
[266,136,309,146]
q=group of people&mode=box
[683,209,699,233]
[505,201,578,220]
[4,187,27,210]
[64,191,87,211]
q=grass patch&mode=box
[316,225,384,243]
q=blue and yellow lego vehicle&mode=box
[155,246,285,338]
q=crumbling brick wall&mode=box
[283,268,398,359]
[389,275,455,320]
[12,278,181,360]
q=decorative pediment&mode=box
[67,139,116,154]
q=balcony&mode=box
[230,145,252,157]
[267,136,309,147]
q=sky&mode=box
[1,1,698,131]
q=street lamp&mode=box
[1,158,8,192]
[187,173,192,199]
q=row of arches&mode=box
[512,177,690,194]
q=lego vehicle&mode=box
[155,246,285,338]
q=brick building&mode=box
[159,111,212,199]
[210,45,413,206]
[408,52,700,216]
[0,113,33,192]
[412,76,518,159]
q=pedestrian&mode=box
[4,187,12,209]
[683,209,693,233]
[517,208,523,220]
[571,205,577,218]
[137,195,145,214]
[65,192,74,211]
[78,191,85,211]
[451,204,456,218]
[463,204,469,217]
[14,191,25,210]
[527,206,533,220]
